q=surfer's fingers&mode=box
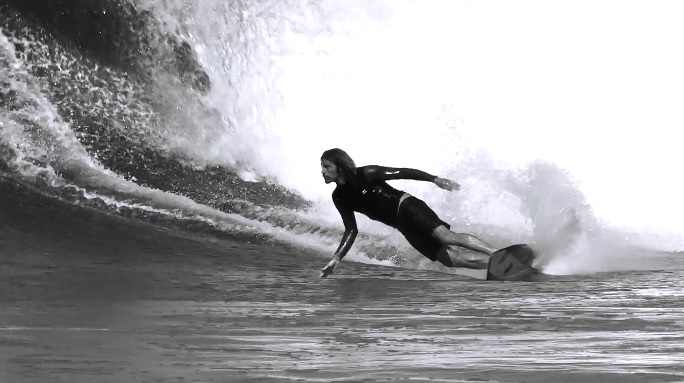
[320,268,334,278]
[435,178,449,190]
[320,264,334,277]
[440,179,460,191]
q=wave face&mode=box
[0,0,680,275]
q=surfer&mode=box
[320,148,498,278]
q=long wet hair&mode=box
[321,148,357,186]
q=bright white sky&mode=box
[411,1,684,243]
[270,0,684,249]
[192,0,684,250]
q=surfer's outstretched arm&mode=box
[321,228,357,278]
[363,165,460,191]
[321,196,358,278]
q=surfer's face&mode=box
[321,159,340,184]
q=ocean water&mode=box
[1,1,684,382]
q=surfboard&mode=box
[486,244,544,281]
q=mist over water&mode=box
[2,0,682,276]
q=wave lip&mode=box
[1,0,209,93]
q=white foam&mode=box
[4,3,684,276]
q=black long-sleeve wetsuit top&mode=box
[333,167,404,227]
[331,165,436,258]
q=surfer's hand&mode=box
[434,177,460,191]
[320,256,340,278]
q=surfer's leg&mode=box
[431,225,497,255]
[396,197,493,267]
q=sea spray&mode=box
[2,0,682,275]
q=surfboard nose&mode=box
[487,244,543,281]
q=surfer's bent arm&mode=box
[331,197,358,261]
[363,165,460,191]
[334,228,358,260]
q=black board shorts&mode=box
[394,196,449,261]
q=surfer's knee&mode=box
[432,225,456,243]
